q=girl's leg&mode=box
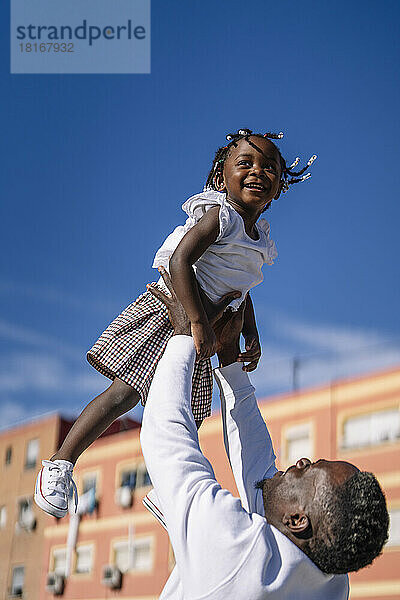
[51,378,140,465]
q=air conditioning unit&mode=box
[18,511,37,532]
[46,573,64,596]
[115,486,133,508]
[102,565,122,589]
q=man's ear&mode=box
[282,512,312,539]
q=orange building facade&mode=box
[40,424,172,600]
[1,364,400,600]
[0,414,74,600]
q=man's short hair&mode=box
[302,471,389,574]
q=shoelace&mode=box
[41,460,78,512]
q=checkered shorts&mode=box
[87,287,212,422]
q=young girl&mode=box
[34,128,316,518]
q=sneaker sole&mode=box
[34,470,67,518]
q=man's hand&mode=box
[191,321,218,360]
[147,268,191,336]
[147,268,241,347]
[213,303,246,368]
[197,285,241,326]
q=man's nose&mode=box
[295,458,312,470]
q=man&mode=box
[140,269,389,599]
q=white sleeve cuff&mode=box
[166,335,196,357]
[213,362,254,396]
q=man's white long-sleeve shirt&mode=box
[140,336,348,599]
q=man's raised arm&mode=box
[212,311,277,515]
[140,271,268,597]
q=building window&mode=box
[113,540,131,573]
[17,497,36,530]
[284,423,312,466]
[18,498,31,521]
[342,408,400,449]
[5,446,12,465]
[120,469,137,489]
[75,545,93,574]
[112,537,153,573]
[82,473,97,495]
[24,439,39,470]
[0,505,7,528]
[135,464,151,489]
[132,537,153,571]
[52,548,67,575]
[387,509,400,547]
[137,465,151,488]
[118,463,151,491]
[10,566,24,597]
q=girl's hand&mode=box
[191,321,218,360]
[237,334,262,372]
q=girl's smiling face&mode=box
[215,136,282,215]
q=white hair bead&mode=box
[289,157,300,169]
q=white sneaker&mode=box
[142,488,167,530]
[34,459,78,518]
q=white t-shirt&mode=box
[140,336,349,600]
[152,190,278,310]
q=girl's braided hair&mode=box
[204,128,317,208]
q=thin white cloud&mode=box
[0,352,106,395]
[249,355,294,393]
[0,399,30,426]
[0,281,119,315]
[2,305,400,426]
[0,318,82,360]
[0,352,108,430]
[293,346,400,388]
[268,312,394,355]
[242,312,400,398]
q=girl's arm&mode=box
[169,206,220,359]
[237,293,262,372]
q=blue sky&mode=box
[1,0,400,429]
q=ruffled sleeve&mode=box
[257,218,278,265]
[182,190,232,242]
